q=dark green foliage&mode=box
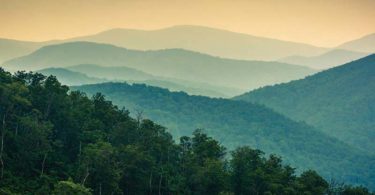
[296,170,329,195]
[74,81,375,190]
[0,68,373,194]
[53,180,91,195]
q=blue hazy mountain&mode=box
[38,65,237,97]
[3,42,316,91]
[66,64,242,97]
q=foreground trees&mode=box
[0,68,372,194]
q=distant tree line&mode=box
[0,68,372,194]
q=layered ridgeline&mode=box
[0,25,327,64]
[2,26,374,67]
[3,69,372,194]
[3,42,316,91]
[67,64,242,97]
[68,25,327,61]
[235,55,375,155]
[37,66,237,97]
[73,82,375,189]
[279,49,370,69]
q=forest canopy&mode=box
[0,68,372,194]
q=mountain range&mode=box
[1,25,375,190]
[67,25,327,61]
[1,26,374,64]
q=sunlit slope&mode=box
[235,54,375,154]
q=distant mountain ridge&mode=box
[1,25,374,65]
[3,41,316,91]
[279,49,370,69]
[67,25,328,60]
[337,33,375,53]
[235,54,375,154]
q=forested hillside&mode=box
[235,54,375,155]
[74,82,375,189]
[2,68,373,194]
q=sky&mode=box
[0,0,374,47]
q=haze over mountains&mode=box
[1,24,375,191]
[235,55,375,155]
[3,41,316,92]
[0,25,373,65]
[68,25,327,61]
[39,65,238,97]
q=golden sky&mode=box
[0,0,374,47]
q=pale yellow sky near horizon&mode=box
[0,0,374,47]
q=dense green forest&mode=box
[1,68,373,194]
[73,82,375,190]
[235,54,375,155]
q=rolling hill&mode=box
[3,41,316,91]
[73,82,375,189]
[235,54,375,154]
[279,49,369,69]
